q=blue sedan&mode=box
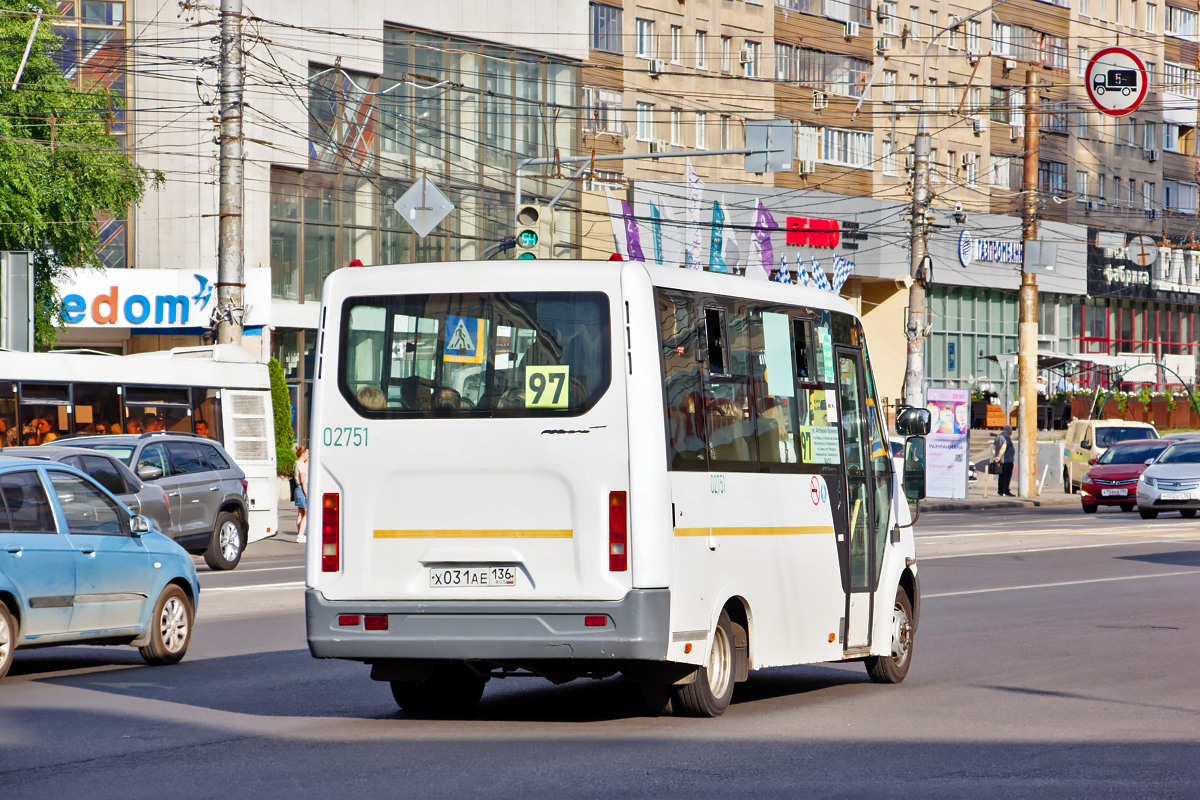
[0,459,200,679]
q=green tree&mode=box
[268,357,296,478]
[0,0,161,346]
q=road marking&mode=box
[202,581,306,593]
[925,569,1200,598]
[201,565,304,575]
[921,540,1200,560]
[918,524,1200,539]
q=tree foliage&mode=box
[268,357,297,478]
[0,0,161,346]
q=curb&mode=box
[918,498,1076,512]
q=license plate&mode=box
[429,566,517,588]
[1101,488,1127,497]
[1160,492,1190,501]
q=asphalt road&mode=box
[2,507,1199,799]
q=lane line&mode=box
[202,581,306,593]
[200,565,304,575]
[918,525,1200,539]
[921,540,1200,560]
[925,569,1200,598]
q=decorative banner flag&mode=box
[777,255,787,283]
[751,200,779,277]
[832,255,855,292]
[603,187,629,259]
[795,254,812,287]
[781,261,792,284]
[621,199,645,261]
[708,201,727,273]
[811,258,834,291]
[723,227,742,274]
[650,203,663,265]
[685,158,704,269]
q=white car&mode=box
[1136,442,1200,519]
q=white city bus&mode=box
[0,345,279,542]
[306,260,928,717]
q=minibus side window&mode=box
[792,318,812,383]
[703,302,755,465]
[659,291,707,470]
[751,309,799,464]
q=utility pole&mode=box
[1017,70,1040,497]
[215,0,244,345]
[904,113,931,408]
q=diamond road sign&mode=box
[394,176,455,238]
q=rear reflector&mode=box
[322,493,340,572]
[585,615,607,627]
[364,614,388,631]
[338,615,361,626]
[609,491,627,572]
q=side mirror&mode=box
[1144,458,1155,466]
[896,406,932,437]
[1081,440,1091,450]
[1088,457,1097,466]
[130,514,152,537]
[137,464,164,481]
[902,436,927,501]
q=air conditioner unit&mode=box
[1085,200,1099,212]
[798,159,817,175]
[1003,59,1018,71]
[967,48,983,64]
[970,116,987,134]
[1148,208,1161,220]
[813,91,828,110]
[876,3,887,22]
[738,46,754,65]
[649,58,667,77]
[649,139,668,154]
[1010,125,1024,141]
[1147,149,1160,162]
[844,21,860,38]
[877,37,892,52]
[961,153,973,167]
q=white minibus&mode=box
[306,260,928,717]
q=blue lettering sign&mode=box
[155,295,189,324]
[124,294,151,325]
[62,294,86,324]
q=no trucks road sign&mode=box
[1085,47,1148,117]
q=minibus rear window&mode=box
[339,292,611,418]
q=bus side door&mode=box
[834,347,876,649]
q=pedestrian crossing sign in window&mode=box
[444,316,486,363]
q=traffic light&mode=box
[515,204,554,259]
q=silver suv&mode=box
[55,433,250,570]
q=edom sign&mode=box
[54,267,270,329]
[1085,47,1148,117]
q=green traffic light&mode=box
[517,230,539,248]
[517,252,537,259]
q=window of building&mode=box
[589,3,623,53]
[990,87,1009,123]
[928,10,937,40]
[1147,2,1157,31]
[670,108,683,145]
[636,19,655,58]
[695,112,707,148]
[1163,62,1200,98]
[721,36,731,71]
[774,43,872,96]
[670,25,682,64]
[584,169,622,192]
[1165,5,1198,39]
[1076,170,1089,201]
[1112,176,1122,204]
[1128,118,1139,147]
[1041,98,1069,134]
[743,41,761,78]
[636,102,654,141]
[1075,110,1089,139]
[909,5,920,37]
[583,88,622,134]
[821,127,874,168]
[1098,174,1106,203]
[1144,120,1156,149]
[696,31,708,69]
[882,1,898,34]
[882,139,896,174]
[1080,0,1089,16]
[1131,0,1139,27]
[881,69,897,103]
[1164,181,1199,213]
[1038,160,1067,196]
[776,0,824,13]
[1116,0,1122,23]
[966,86,981,114]
[1129,178,1138,207]
[1077,46,1088,76]
[720,115,731,149]
[965,152,978,185]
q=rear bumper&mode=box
[306,588,671,662]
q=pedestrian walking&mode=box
[294,446,309,544]
[993,424,1016,496]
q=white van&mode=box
[304,260,927,717]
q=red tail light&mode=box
[609,491,627,572]
[322,493,339,572]
[239,478,249,494]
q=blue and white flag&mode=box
[795,255,812,287]
[781,258,792,284]
[650,203,663,265]
[811,258,833,291]
[776,255,786,283]
[831,255,855,292]
[708,201,728,273]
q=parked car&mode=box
[0,459,199,680]
[1136,442,1200,519]
[1063,419,1158,493]
[0,446,171,536]
[1078,439,1176,513]
[54,433,250,570]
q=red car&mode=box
[1080,438,1178,513]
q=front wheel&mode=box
[1082,503,1097,513]
[0,602,16,680]
[140,585,193,665]
[1140,509,1159,520]
[866,588,915,684]
[203,511,245,570]
[672,610,735,717]
[391,663,487,717]
[1182,509,1197,518]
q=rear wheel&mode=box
[139,585,192,666]
[1120,503,1136,512]
[673,610,735,717]
[1182,509,1197,518]
[1140,509,1159,520]
[203,511,244,571]
[390,663,487,717]
[866,588,915,684]
[1063,468,1075,494]
[0,602,16,680]
[1082,503,1097,513]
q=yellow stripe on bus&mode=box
[674,526,833,537]
[374,529,573,539]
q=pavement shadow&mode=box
[1115,550,1200,568]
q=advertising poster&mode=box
[926,388,970,499]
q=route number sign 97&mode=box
[1085,47,1148,117]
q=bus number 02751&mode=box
[323,427,368,447]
